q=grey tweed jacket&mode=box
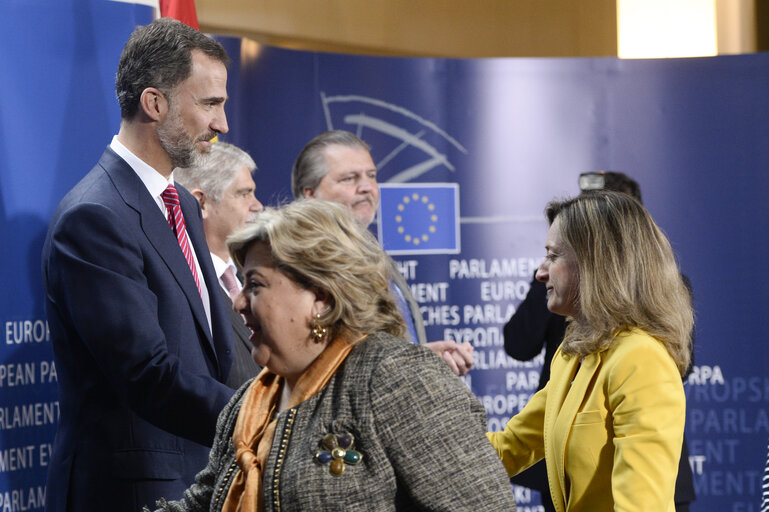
[149,332,517,511]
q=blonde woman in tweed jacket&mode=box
[147,200,516,512]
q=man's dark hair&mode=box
[115,18,229,120]
[579,171,643,204]
[601,172,642,204]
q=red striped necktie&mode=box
[161,184,202,296]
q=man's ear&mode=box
[139,87,167,122]
[191,189,209,219]
[302,187,316,199]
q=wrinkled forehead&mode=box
[322,144,376,176]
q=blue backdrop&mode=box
[1,3,767,510]
[216,41,769,510]
[0,1,155,510]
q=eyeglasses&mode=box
[578,171,606,192]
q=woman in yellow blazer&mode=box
[488,191,693,512]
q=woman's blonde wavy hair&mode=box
[227,199,405,342]
[546,191,693,375]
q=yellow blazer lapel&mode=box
[544,351,601,512]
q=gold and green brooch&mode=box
[315,432,363,476]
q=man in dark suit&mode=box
[41,19,235,512]
[291,130,474,376]
[175,142,262,388]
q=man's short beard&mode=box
[158,104,207,169]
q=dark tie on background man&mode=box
[162,184,201,295]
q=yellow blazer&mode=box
[488,328,685,512]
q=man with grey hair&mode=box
[176,142,263,388]
[293,130,474,376]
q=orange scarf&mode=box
[222,336,356,512]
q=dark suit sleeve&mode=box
[46,202,233,446]
[145,386,251,512]
[504,274,553,361]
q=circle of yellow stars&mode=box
[395,193,438,246]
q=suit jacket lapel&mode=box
[99,148,215,358]
[178,188,224,355]
[221,289,252,351]
[544,350,600,512]
[220,289,261,388]
[388,258,426,344]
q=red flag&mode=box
[159,0,199,30]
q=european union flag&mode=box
[377,183,460,255]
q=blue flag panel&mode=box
[378,184,460,255]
